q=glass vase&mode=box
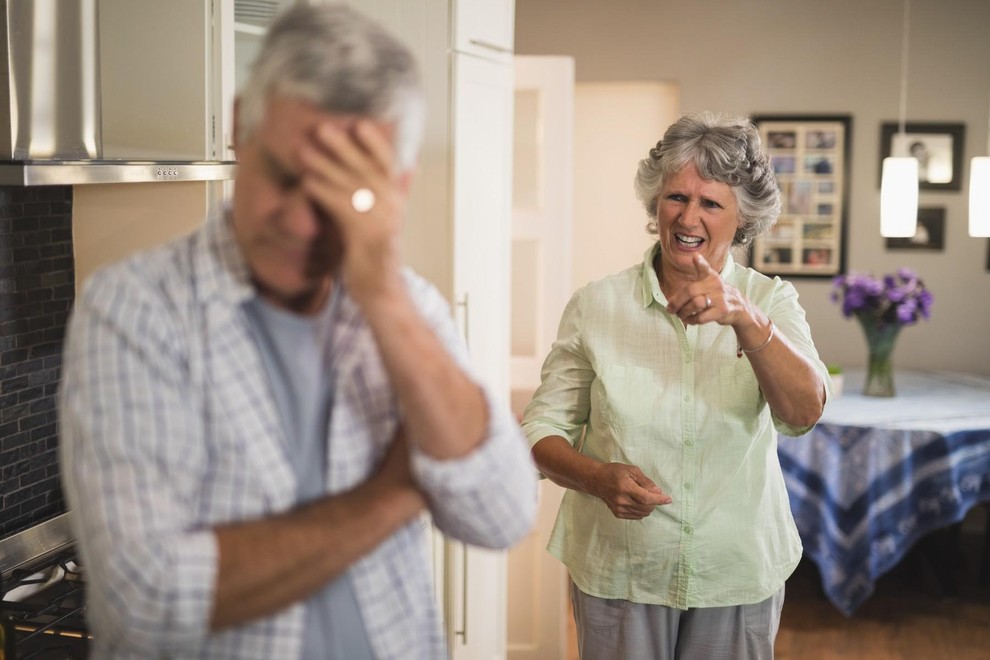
[857,317,901,397]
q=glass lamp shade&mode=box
[880,157,919,238]
[969,157,990,237]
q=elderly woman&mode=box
[522,113,831,660]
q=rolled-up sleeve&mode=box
[58,269,217,655]
[520,289,595,450]
[410,388,537,548]
[403,271,538,549]
[767,278,834,437]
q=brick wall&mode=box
[0,186,73,538]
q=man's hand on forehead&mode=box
[295,120,389,200]
[295,116,405,304]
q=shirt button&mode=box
[684,482,692,491]
[683,525,693,535]
[683,394,691,403]
[685,439,694,447]
[683,354,692,364]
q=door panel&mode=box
[506,55,575,660]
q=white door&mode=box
[506,55,575,660]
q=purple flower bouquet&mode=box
[831,268,933,396]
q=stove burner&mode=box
[1,551,89,660]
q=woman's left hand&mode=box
[666,255,827,428]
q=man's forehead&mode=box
[255,99,346,171]
[262,96,390,137]
[262,98,349,138]
[254,98,395,172]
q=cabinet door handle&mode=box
[469,38,513,54]
[455,294,470,350]
[454,543,468,645]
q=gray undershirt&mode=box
[244,292,374,660]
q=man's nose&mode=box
[282,192,323,240]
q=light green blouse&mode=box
[522,244,831,610]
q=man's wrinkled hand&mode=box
[299,120,406,304]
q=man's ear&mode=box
[396,169,415,197]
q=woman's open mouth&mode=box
[675,233,704,248]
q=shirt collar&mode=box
[639,242,738,309]
[197,203,255,308]
[200,205,354,322]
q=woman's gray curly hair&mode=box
[633,112,781,247]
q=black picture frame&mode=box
[750,114,852,279]
[884,207,946,251]
[879,122,965,191]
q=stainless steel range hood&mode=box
[0,0,235,186]
[0,159,236,186]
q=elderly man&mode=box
[58,4,537,659]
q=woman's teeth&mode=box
[675,234,703,247]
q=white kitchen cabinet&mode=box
[445,51,514,660]
[451,51,513,420]
[212,0,297,163]
[452,0,515,62]
[346,3,515,660]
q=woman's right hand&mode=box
[589,463,672,520]
[531,436,672,520]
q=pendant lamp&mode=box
[880,0,918,238]
[969,95,990,237]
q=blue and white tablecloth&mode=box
[777,370,990,616]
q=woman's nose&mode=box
[680,200,703,225]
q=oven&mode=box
[0,513,89,660]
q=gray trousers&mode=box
[570,581,785,660]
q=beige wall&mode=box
[516,0,990,374]
[573,82,679,291]
[72,182,212,289]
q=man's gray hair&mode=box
[633,112,781,246]
[237,3,425,171]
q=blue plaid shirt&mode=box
[58,207,538,659]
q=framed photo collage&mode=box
[750,115,851,278]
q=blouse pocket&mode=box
[596,364,657,430]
